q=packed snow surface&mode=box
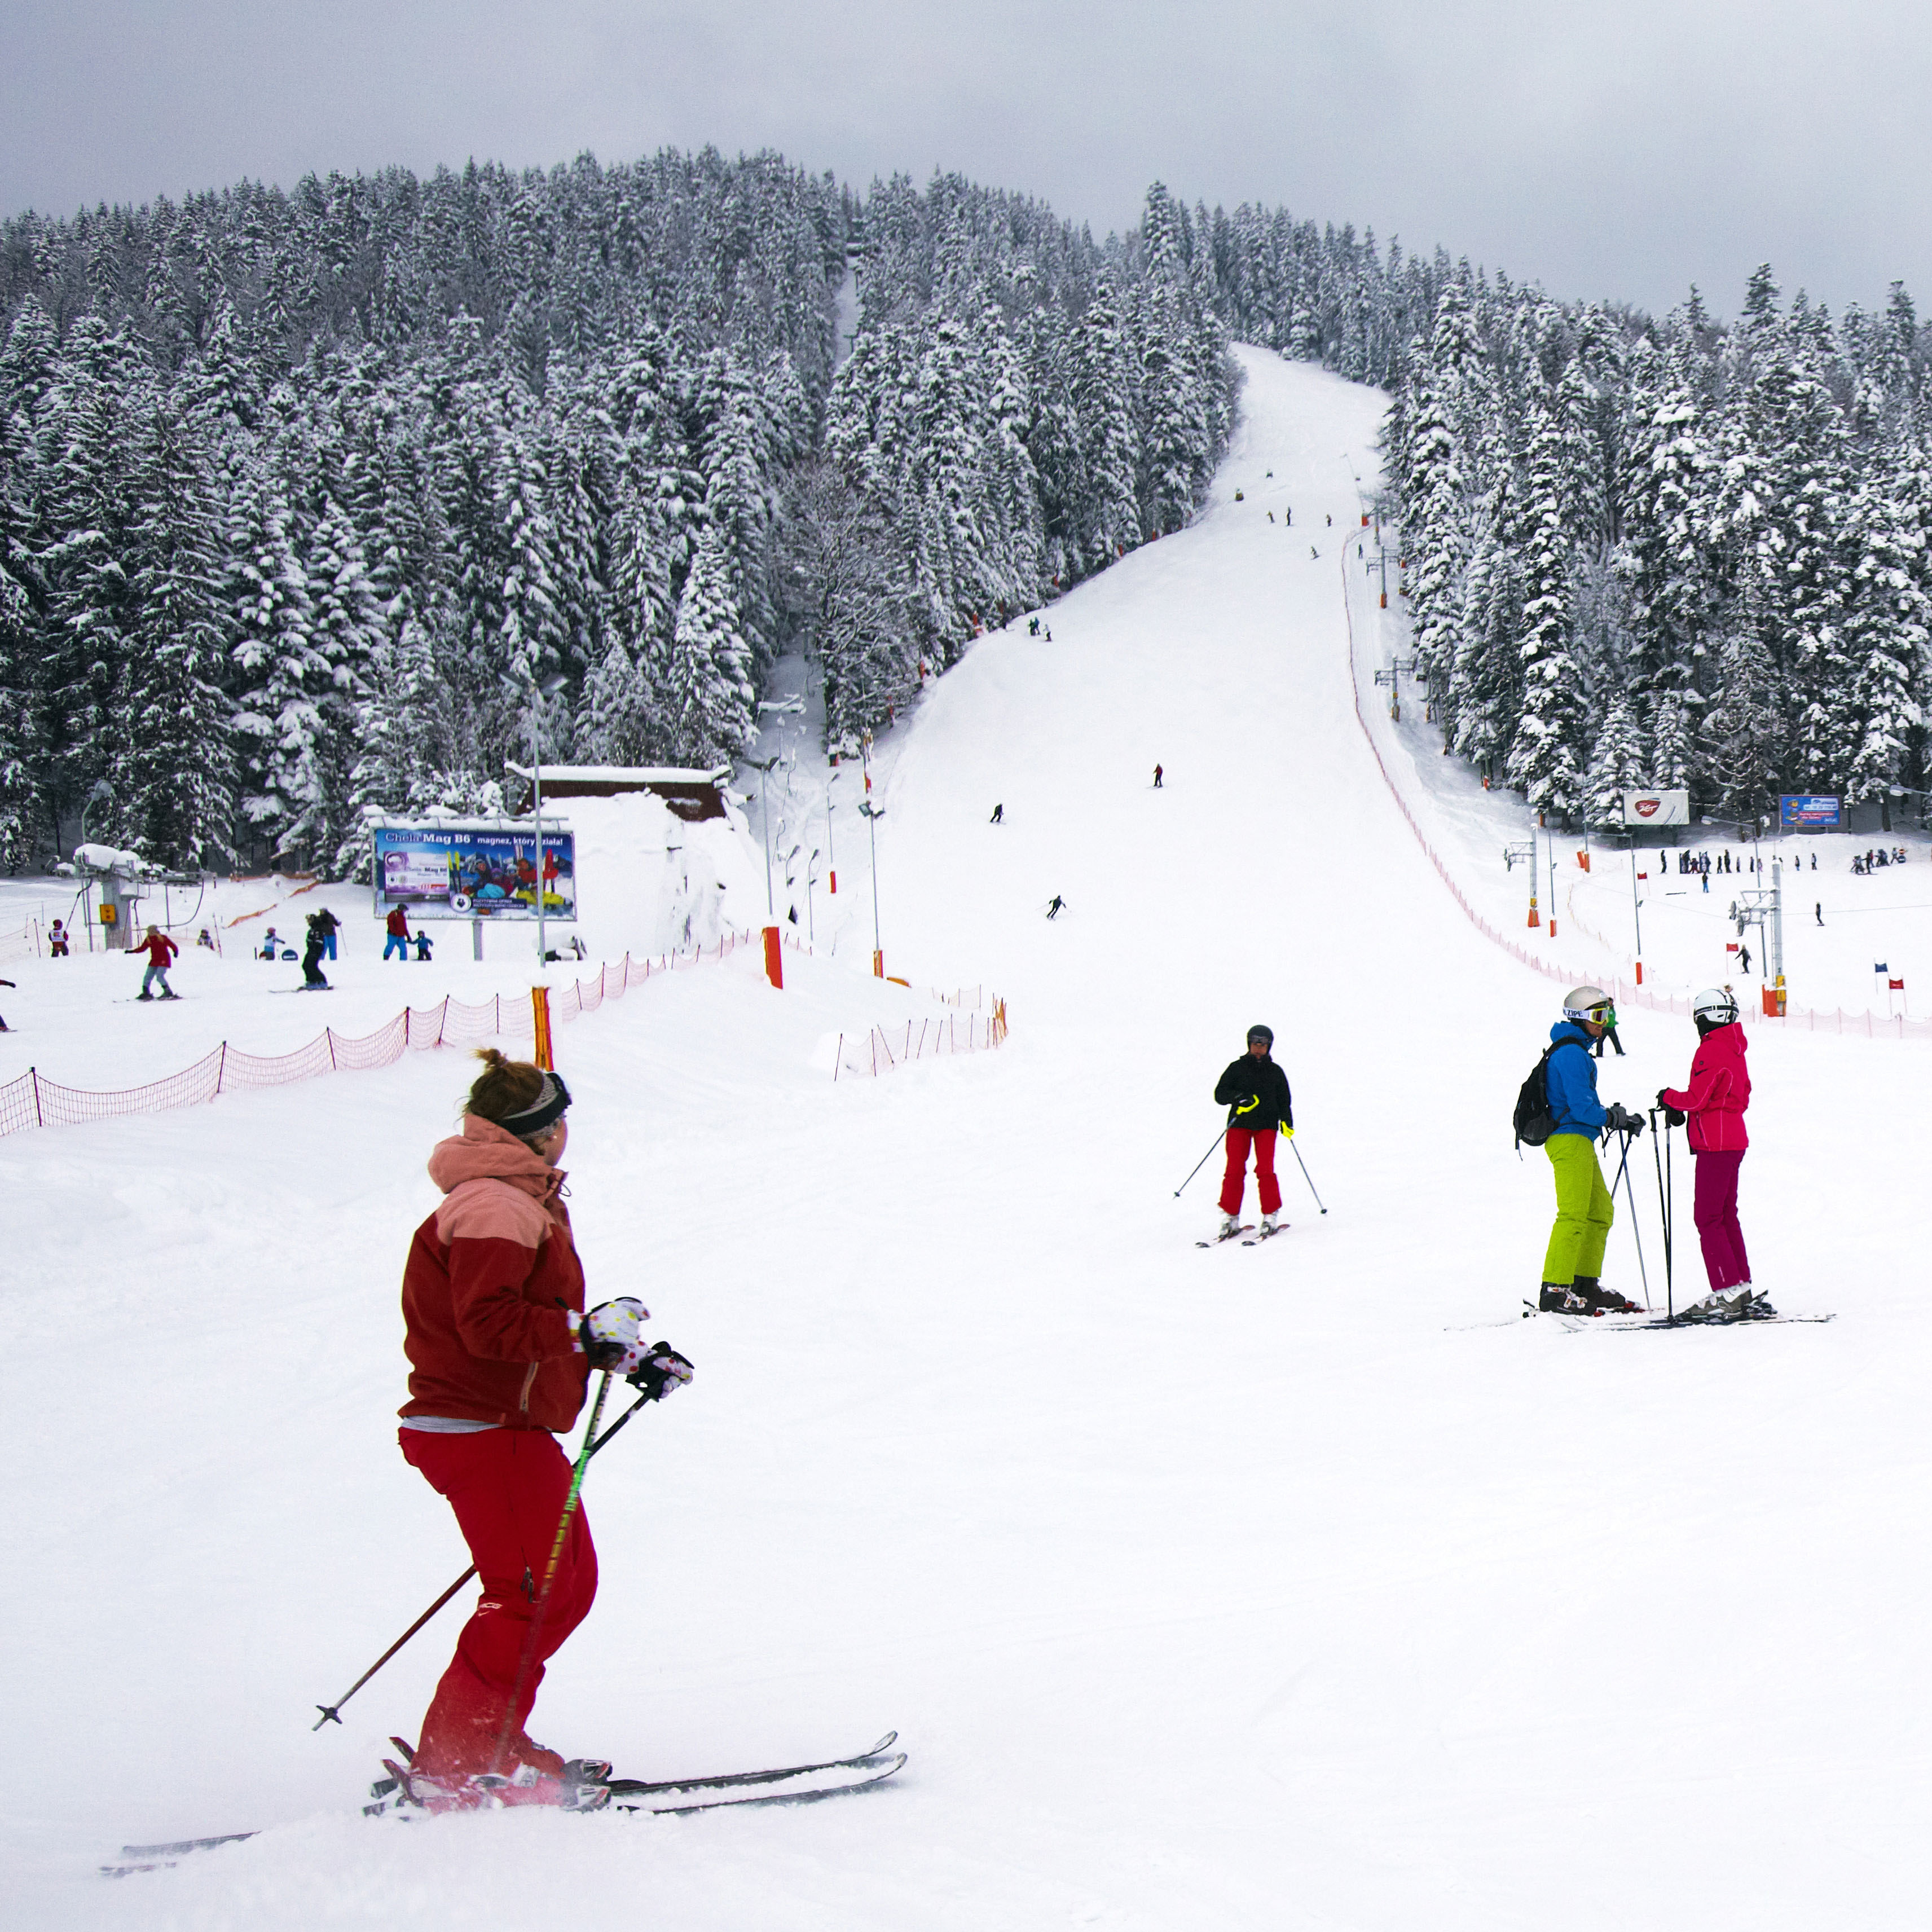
[5,349,1927,1930]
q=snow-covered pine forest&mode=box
[1383,267,1932,826]
[0,157,1235,874]
[3,148,1929,877]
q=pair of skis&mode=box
[1195,1221,1290,1249]
[1521,1299,1833,1331]
[103,1731,905,1876]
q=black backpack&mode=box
[1513,1036,1587,1148]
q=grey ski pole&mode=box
[1608,1126,1651,1309]
[1649,1108,1674,1317]
[1174,1125,1226,1197]
[1287,1135,1327,1214]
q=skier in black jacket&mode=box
[1212,1026,1293,1238]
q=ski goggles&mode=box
[1564,1001,1616,1028]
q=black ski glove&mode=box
[627,1343,695,1402]
[1663,1106,1687,1128]
[1604,1103,1644,1137]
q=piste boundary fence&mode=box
[1340,554,1932,1045]
[0,930,759,1141]
[830,1001,1010,1080]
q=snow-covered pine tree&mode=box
[1582,693,1647,829]
[230,472,327,864]
[660,522,754,766]
[1506,377,1587,816]
[111,398,235,868]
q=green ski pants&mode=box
[1542,1133,1614,1285]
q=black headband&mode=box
[497,1070,571,1137]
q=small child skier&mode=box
[134,925,179,1000]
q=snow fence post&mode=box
[763,925,783,990]
[531,987,554,1070]
[326,1028,338,1070]
[31,1067,42,1128]
[215,1041,227,1095]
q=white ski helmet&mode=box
[1692,987,1740,1027]
[1562,985,1613,1024]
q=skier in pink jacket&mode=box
[1657,987,1764,1318]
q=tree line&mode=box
[0,152,1236,874]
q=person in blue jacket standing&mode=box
[1539,986,1645,1312]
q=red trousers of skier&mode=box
[399,1427,598,1776]
[1692,1150,1751,1292]
[1220,1128,1281,1217]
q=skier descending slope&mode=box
[1213,1026,1293,1239]
[394,1050,693,1813]
[1538,989,1644,1312]
[1657,988,1766,1319]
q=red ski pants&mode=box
[1692,1149,1751,1292]
[399,1427,598,1777]
[1219,1127,1281,1217]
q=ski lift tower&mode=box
[1729,862,1786,1016]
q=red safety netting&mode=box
[0,930,757,1141]
[1341,557,1932,1044]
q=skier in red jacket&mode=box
[133,926,179,1000]
[393,1049,692,1812]
[1657,987,1763,1318]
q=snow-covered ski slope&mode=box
[7,347,1927,1930]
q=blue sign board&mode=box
[1779,794,1842,830]
[372,824,577,921]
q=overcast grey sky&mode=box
[5,0,1931,320]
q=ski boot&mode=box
[1258,1212,1280,1236]
[389,1757,611,1815]
[1537,1282,1590,1313]
[1571,1275,1640,1313]
[1217,1213,1240,1240]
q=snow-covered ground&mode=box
[6,348,1927,1930]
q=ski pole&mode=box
[1649,1108,1674,1316]
[1665,1115,1675,1322]
[1174,1124,1226,1196]
[312,1377,658,1730]
[1287,1136,1327,1213]
[1608,1126,1651,1309]
[488,1368,615,1776]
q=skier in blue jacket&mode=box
[1539,987,1645,1313]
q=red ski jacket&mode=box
[135,932,178,968]
[386,908,410,937]
[398,1115,589,1432]
[1660,1021,1750,1153]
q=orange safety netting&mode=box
[0,931,756,1141]
[830,1000,1009,1080]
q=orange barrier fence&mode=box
[831,999,1008,1080]
[0,930,756,1139]
[1339,556,1932,1044]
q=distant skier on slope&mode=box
[47,920,69,957]
[1152,764,1163,789]
[989,803,1004,824]
[384,905,411,961]
[1212,1026,1293,1239]
[133,925,179,1001]
[1535,988,1644,1313]
[391,1050,692,1813]
[1657,988,1766,1319]
[1045,894,1066,919]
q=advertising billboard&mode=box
[1620,789,1690,826]
[1779,794,1842,830]
[372,824,577,921]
